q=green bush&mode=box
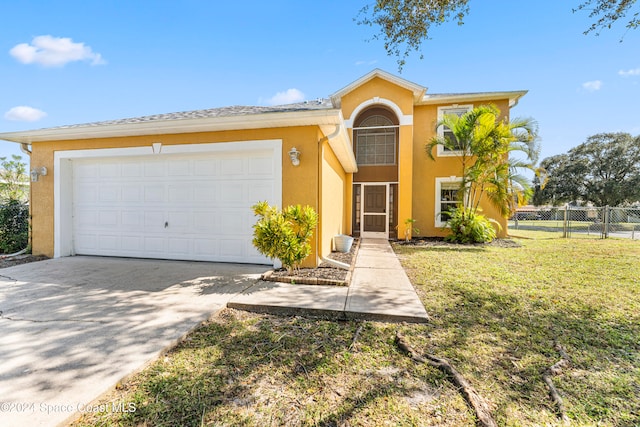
[0,200,29,253]
[251,202,319,274]
[444,206,499,244]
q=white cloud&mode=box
[4,106,48,122]
[618,68,640,77]
[9,35,106,67]
[265,88,305,105]
[582,80,603,92]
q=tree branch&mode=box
[395,332,498,427]
[543,341,571,423]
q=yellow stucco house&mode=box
[0,69,526,266]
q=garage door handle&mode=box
[164,221,168,228]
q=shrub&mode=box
[444,206,499,244]
[0,199,29,253]
[251,202,319,274]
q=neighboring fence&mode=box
[509,206,640,239]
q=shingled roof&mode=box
[50,99,335,130]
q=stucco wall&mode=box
[320,138,347,259]
[411,99,511,237]
[29,125,331,266]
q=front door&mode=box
[362,185,387,238]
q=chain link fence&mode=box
[509,206,640,239]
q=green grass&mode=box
[73,235,640,426]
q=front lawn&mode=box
[73,235,639,426]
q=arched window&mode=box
[354,114,398,166]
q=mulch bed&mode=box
[0,254,49,269]
[262,238,359,286]
[394,236,522,248]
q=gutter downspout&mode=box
[20,143,32,156]
[318,124,350,270]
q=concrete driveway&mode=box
[0,256,265,427]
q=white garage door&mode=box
[72,148,276,264]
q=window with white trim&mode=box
[354,115,397,166]
[436,105,473,156]
[435,177,463,227]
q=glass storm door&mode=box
[361,185,388,238]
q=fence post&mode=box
[563,204,568,238]
[603,205,609,239]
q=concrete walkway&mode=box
[229,238,429,323]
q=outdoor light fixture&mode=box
[288,147,301,166]
[30,166,47,182]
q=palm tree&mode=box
[426,105,539,240]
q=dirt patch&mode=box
[0,254,49,269]
[263,238,359,286]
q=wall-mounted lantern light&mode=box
[288,147,301,166]
[30,166,47,182]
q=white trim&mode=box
[419,90,528,107]
[435,177,462,228]
[344,97,412,128]
[330,69,427,108]
[436,104,473,157]
[54,139,283,262]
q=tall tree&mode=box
[534,133,640,206]
[357,0,638,69]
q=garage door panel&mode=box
[121,211,142,227]
[219,183,244,204]
[249,183,273,202]
[98,235,119,251]
[248,157,273,176]
[75,234,97,251]
[122,185,142,202]
[76,163,98,180]
[168,184,193,203]
[98,186,119,202]
[219,213,243,234]
[168,159,190,176]
[168,237,191,254]
[144,236,166,253]
[76,184,98,204]
[121,235,144,252]
[99,163,120,178]
[194,159,217,176]
[121,162,143,177]
[220,158,244,176]
[193,184,216,203]
[98,211,118,226]
[167,211,191,229]
[144,161,166,177]
[144,185,165,202]
[72,148,275,264]
[76,209,98,226]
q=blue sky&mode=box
[1,0,639,163]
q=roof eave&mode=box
[0,109,343,144]
[417,90,528,107]
[320,115,358,173]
